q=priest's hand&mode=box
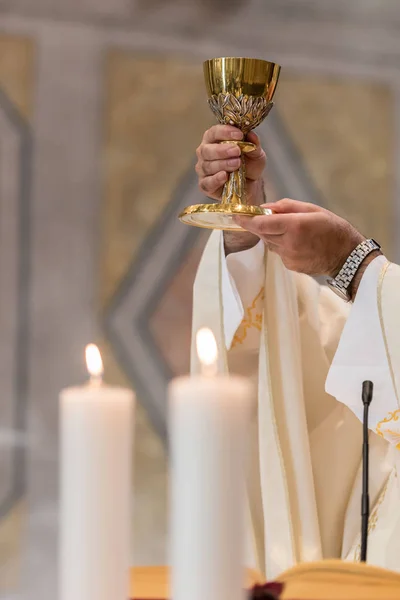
[196,124,266,203]
[196,125,265,254]
[236,198,366,278]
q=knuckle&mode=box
[217,124,228,134]
[202,128,211,143]
[220,145,236,159]
[279,198,292,210]
[198,180,208,193]
[217,124,235,141]
[202,162,212,175]
[203,144,216,161]
[258,148,267,162]
[216,144,227,158]
[211,125,222,139]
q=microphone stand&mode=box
[360,380,373,562]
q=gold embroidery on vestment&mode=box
[376,410,400,449]
[231,287,264,348]
[376,261,400,445]
[377,261,400,409]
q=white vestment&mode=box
[191,231,400,579]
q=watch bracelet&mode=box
[332,239,380,293]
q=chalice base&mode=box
[179,203,272,231]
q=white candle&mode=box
[169,328,253,600]
[59,344,135,600]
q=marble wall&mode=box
[0,34,34,592]
[0,1,399,599]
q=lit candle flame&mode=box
[85,344,104,383]
[196,328,218,376]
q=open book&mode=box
[277,560,400,600]
[130,561,400,600]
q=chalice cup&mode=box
[179,57,281,230]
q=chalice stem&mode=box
[222,156,246,205]
[221,142,249,205]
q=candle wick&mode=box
[89,374,103,387]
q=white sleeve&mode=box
[325,255,397,429]
[221,240,265,349]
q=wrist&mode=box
[328,229,365,278]
[224,231,260,256]
[326,237,382,302]
[348,249,382,301]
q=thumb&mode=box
[245,131,264,160]
[263,198,321,214]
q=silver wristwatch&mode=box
[326,238,381,302]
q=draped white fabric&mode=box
[191,231,400,577]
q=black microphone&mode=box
[360,380,373,562]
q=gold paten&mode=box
[179,57,281,230]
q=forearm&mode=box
[224,231,260,256]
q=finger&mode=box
[236,213,290,236]
[200,158,241,177]
[244,154,266,182]
[199,171,227,195]
[263,198,321,214]
[200,142,241,161]
[243,132,266,181]
[203,125,243,143]
[245,131,264,160]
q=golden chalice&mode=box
[179,57,281,230]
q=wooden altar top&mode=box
[129,566,264,599]
[129,561,400,600]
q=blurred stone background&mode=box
[0,0,399,598]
